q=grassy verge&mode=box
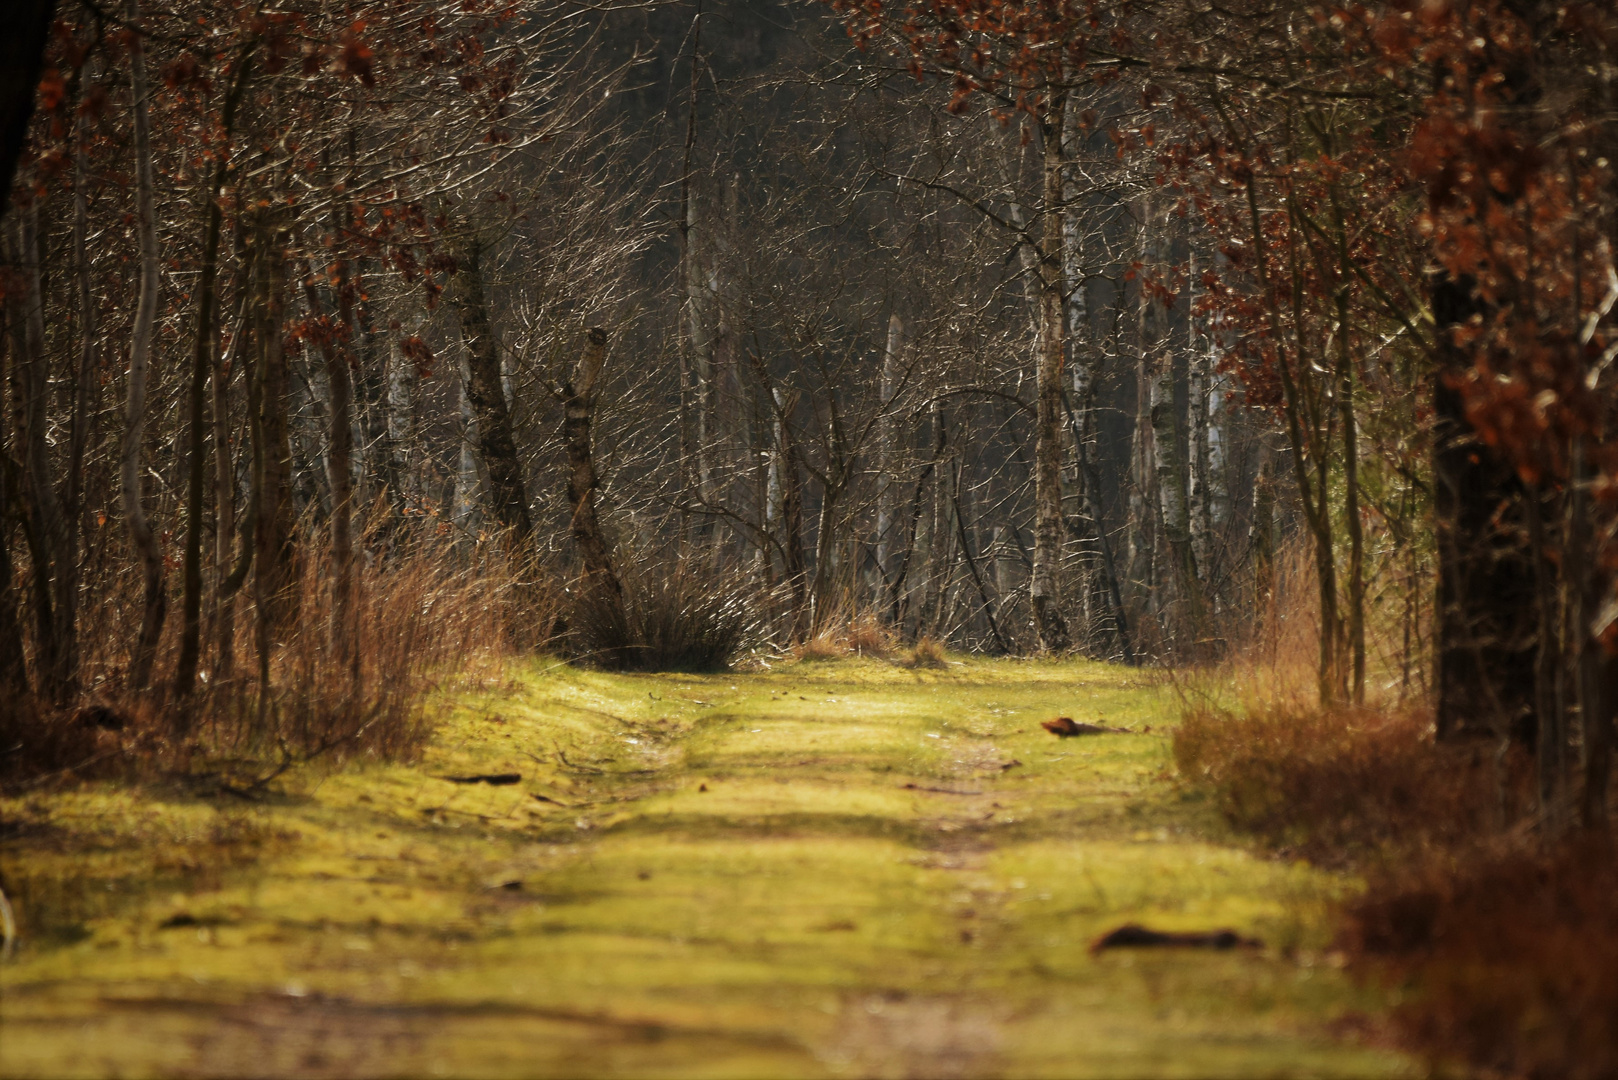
[2,656,1411,1078]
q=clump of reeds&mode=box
[791,612,895,662]
[904,635,948,669]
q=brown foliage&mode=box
[1173,703,1497,863]
[1341,835,1618,1080]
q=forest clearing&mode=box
[1,658,1411,1079]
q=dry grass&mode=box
[2,521,530,790]
[792,612,895,662]
[569,548,758,672]
[905,635,948,669]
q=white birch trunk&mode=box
[454,350,479,539]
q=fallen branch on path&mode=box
[1089,923,1263,954]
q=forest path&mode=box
[0,657,1412,1078]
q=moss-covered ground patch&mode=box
[0,657,1412,1078]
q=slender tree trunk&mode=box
[1150,353,1204,646]
[1187,250,1214,586]
[175,177,224,702]
[1335,291,1365,703]
[1031,97,1070,651]
[301,252,357,683]
[953,457,1009,653]
[14,207,68,699]
[1250,444,1276,622]
[211,291,246,677]
[56,109,100,702]
[1526,489,1566,825]
[122,0,167,693]
[176,47,253,702]
[450,238,532,551]
[251,223,295,707]
[386,330,419,509]
[0,329,29,697]
[775,388,809,640]
[875,313,902,600]
[562,328,624,653]
[453,353,478,540]
[1570,443,1612,826]
[1431,274,1537,743]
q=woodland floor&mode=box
[0,657,1415,1078]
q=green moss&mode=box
[1,657,1411,1078]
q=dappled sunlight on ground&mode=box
[0,656,1413,1078]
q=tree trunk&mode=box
[1431,276,1537,743]
[301,253,357,683]
[122,0,167,693]
[775,388,809,640]
[563,328,624,647]
[0,0,55,224]
[453,352,479,540]
[1150,352,1205,646]
[1031,97,1070,652]
[1335,292,1365,703]
[13,206,68,700]
[450,238,532,551]
[211,290,246,677]
[251,222,296,702]
[1250,444,1276,621]
[0,327,30,698]
[175,174,225,702]
[56,110,99,702]
[1526,488,1566,825]
[875,313,902,600]
[177,46,252,702]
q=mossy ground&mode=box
[0,656,1412,1078]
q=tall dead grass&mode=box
[2,521,539,790]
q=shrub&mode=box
[791,613,895,662]
[1341,835,1618,1080]
[1172,703,1497,862]
[569,551,757,672]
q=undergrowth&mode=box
[1341,835,1618,1080]
[1173,542,1618,1077]
[568,547,758,672]
[1173,703,1496,864]
[1,522,525,792]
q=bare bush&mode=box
[568,549,758,672]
